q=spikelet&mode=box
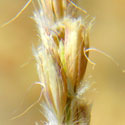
[33,0,92,124]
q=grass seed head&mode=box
[34,0,92,124]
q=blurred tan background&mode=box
[0,0,125,125]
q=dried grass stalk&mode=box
[33,0,93,124]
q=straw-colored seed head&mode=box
[33,0,92,124]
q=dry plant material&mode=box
[33,0,93,124]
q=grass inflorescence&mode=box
[33,0,93,124]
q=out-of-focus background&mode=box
[0,0,125,125]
